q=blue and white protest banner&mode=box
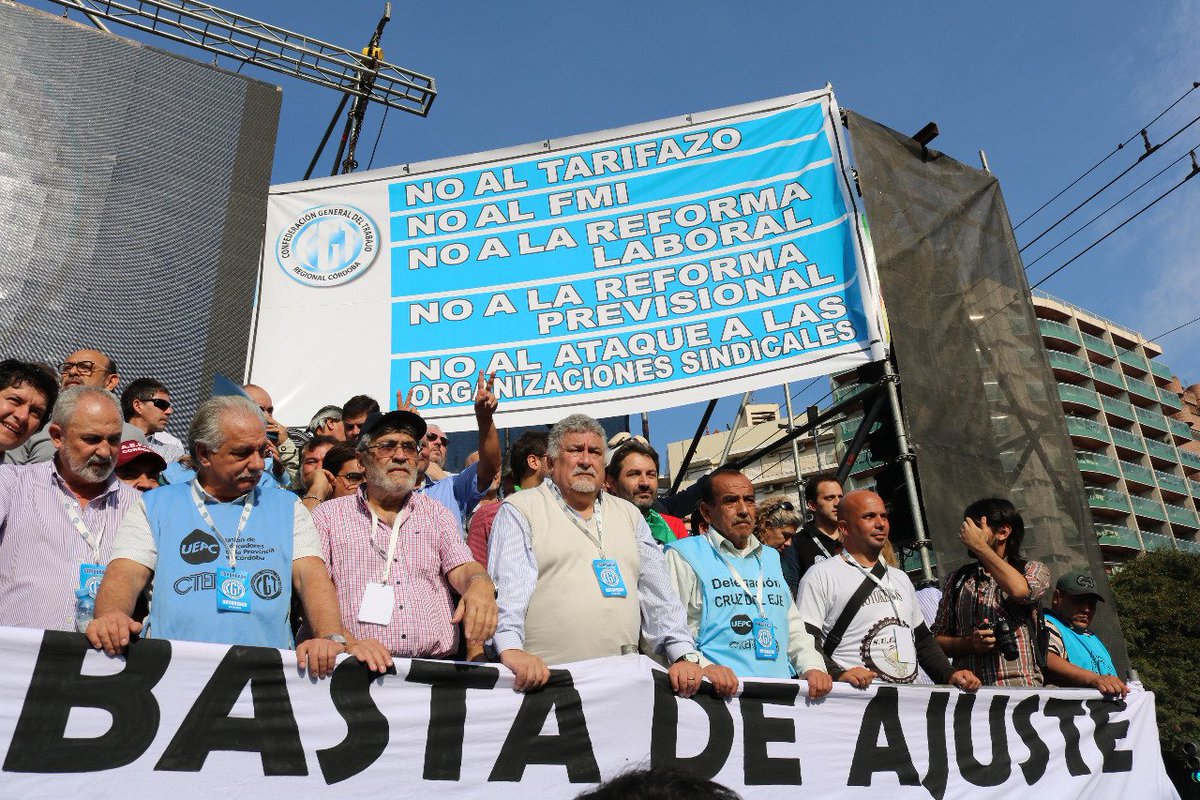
[250,87,887,429]
[0,629,1178,798]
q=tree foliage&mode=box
[1111,550,1200,793]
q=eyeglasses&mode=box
[58,360,108,376]
[425,432,449,446]
[143,398,171,411]
[338,471,365,484]
[367,439,419,459]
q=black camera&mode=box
[989,618,1020,661]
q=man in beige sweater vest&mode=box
[488,414,719,696]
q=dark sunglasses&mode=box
[425,433,449,446]
[778,501,795,511]
[145,398,171,411]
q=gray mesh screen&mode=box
[0,2,279,436]
[846,111,1129,668]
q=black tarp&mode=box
[846,111,1129,671]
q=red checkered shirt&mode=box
[311,488,473,658]
[931,559,1050,687]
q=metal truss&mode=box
[42,0,437,115]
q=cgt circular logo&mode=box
[277,204,379,287]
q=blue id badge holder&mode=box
[78,563,105,599]
[592,559,628,597]
[216,567,251,613]
[752,617,778,661]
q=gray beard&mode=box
[65,452,114,484]
[570,477,598,494]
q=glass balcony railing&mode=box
[1159,388,1184,413]
[1038,319,1083,347]
[1093,523,1143,551]
[1086,486,1131,513]
[1189,478,1200,499]
[1126,376,1160,403]
[1108,427,1144,454]
[1090,363,1126,391]
[1081,332,1117,360]
[1142,532,1177,552]
[1117,348,1150,375]
[1076,451,1122,479]
[1101,395,1135,421]
[1065,415,1109,443]
[1145,438,1178,464]
[832,383,869,405]
[1168,417,1195,442]
[1119,460,1156,487]
[1058,383,1101,412]
[1130,495,1168,522]
[1047,350,1090,376]
[1180,448,1200,474]
[1135,406,1169,433]
[1156,470,1190,497]
[1150,358,1173,383]
[1176,538,1200,554]
[1165,503,1200,529]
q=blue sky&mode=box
[32,0,1200,462]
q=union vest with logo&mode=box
[667,535,792,678]
[1046,612,1117,677]
[143,483,295,648]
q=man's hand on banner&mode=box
[803,668,834,699]
[85,612,142,656]
[345,638,395,674]
[701,664,739,697]
[450,570,499,646]
[949,669,982,691]
[297,636,345,678]
[839,665,878,689]
[500,648,550,692]
[669,658,704,698]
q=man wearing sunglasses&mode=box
[6,348,146,465]
[121,378,184,464]
[310,409,497,660]
[87,395,391,678]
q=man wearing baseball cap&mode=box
[114,440,167,492]
[1043,568,1128,698]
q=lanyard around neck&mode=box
[57,487,102,563]
[368,502,411,585]
[708,535,765,617]
[550,482,606,557]
[190,480,254,569]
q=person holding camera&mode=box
[931,498,1050,686]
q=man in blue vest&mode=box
[1044,569,1128,698]
[664,468,832,698]
[86,396,391,678]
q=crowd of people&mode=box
[0,348,1126,700]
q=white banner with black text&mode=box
[0,628,1177,798]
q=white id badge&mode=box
[357,582,394,625]
[894,626,917,664]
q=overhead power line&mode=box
[1020,107,1200,254]
[1014,81,1200,231]
[1030,154,1200,289]
[1152,312,1200,343]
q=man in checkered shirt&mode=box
[311,408,497,659]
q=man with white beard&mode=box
[0,386,139,631]
[311,409,497,659]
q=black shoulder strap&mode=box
[821,560,888,658]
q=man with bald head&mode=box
[89,396,391,677]
[0,386,139,631]
[6,348,145,465]
[797,490,979,690]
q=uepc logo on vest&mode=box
[180,530,220,565]
[277,204,379,287]
[729,614,753,636]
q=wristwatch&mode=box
[676,652,701,665]
[324,633,348,645]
